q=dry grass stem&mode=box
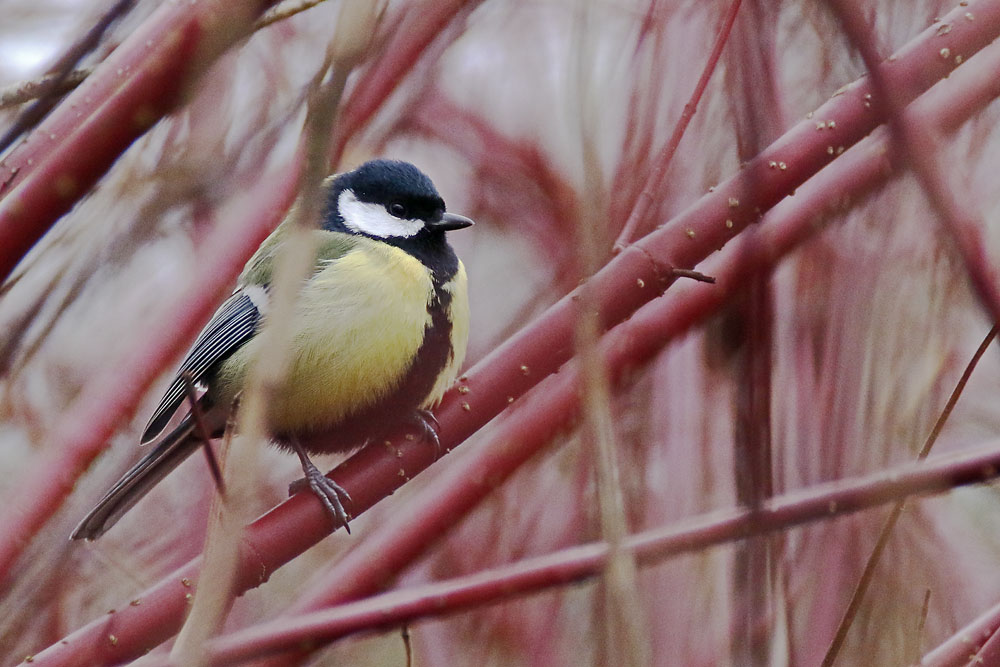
[571,3,649,665]
[170,2,380,661]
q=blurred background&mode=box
[3,0,1000,664]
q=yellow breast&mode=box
[217,239,437,434]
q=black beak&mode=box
[430,212,475,231]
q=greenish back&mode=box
[240,228,358,287]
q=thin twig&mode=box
[671,268,715,283]
[256,0,331,28]
[612,0,743,250]
[401,625,412,667]
[0,69,91,111]
[0,0,136,155]
[914,588,931,664]
[0,0,333,114]
[181,370,226,495]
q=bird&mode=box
[71,159,473,540]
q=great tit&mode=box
[71,159,473,540]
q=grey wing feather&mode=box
[141,289,264,443]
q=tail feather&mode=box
[71,418,200,540]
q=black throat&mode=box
[384,230,461,286]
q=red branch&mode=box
[923,600,1000,666]
[0,0,279,283]
[24,2,1000,662]
[824,0,1000,324]
[144,437,1000,665]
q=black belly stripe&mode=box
[288,283,454,454]
[368,285,454,418]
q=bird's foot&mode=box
[412,409,442,459]
[288,441,352,534]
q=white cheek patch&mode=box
[338,189,424,238]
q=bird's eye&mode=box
[389,203,408,218]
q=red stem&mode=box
[922,600,1000,666]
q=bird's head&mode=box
[324,160,474,241]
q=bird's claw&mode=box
[288,441,352,534]
[413,409,442,459]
